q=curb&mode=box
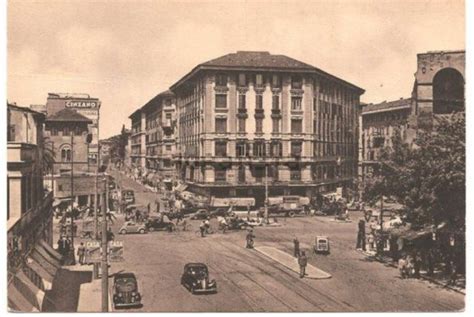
[359,250,465,295]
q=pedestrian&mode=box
[107,210,116,224]
[200,221,206,237]
[398,255,408,278]
[246,230,255,249]
[57,237,65,256]
[107,227,115,241]
[356,220,366,251]
[247,203,251,221]
[182,218,188,231]
[449,260,457,286]
[298,251,308,278]
[413,251,422,278]
[147,203,151,215]
[77,242,86,265]
[293,237,300,257]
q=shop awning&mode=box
[8,278,40,312]
[30,249,57,277]
[16,270,45,305]
[25,258,53,290]
[210,197,255,207]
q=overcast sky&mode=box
[8,0,465,138]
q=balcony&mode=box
[8,191,53,233]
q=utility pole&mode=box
[69,131,76,265]
[101,176,109,312]
[264,163,269,224]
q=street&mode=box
[107,171,464,312]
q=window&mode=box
[166,113,172,120]
[254,166,265,182]
[271,141,282,157]
[253,141,266,157]
[256,95,263,109]
[63,126,70,136]
[291,118,302,133]
[313,119,317,134]
[215,118,227,133]
[61,147,71,162]
[236,142,246,157]
[271,75,281,88]
[238,73,247,87]
[290,165,301,180]
[166,145,172,151]
[216,73,227,87]
[255,74,264,87]
[373,137,384,148]
[256,118,263,133]
[238,165,246,183]
[291,96,302,111]
[238,94,246,109]
[269,165,279,181]
[238,118,246,132]
[291,141,302,157]
[215,141,227,157]
[215,166,227,182]
[272,118,280,133]
[215,94,227,108]
[272,95,280,110]
[291,75,303,89]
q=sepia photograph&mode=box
[4,0,467,313]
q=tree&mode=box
[363,113,465,231]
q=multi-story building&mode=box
[141,90,177,190]
[45,93,101,164]
[170,51,364,204]
[129,108,146,169]
[359,98,413,181]
[7,103,55,312]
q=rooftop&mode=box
[48,92,98,100]
[170,51,364,93]
[362,98,412,115]
[45,108,93,123]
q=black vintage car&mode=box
[112,272,142,309]
[190,209,211,220]
[145,217,175,232]
[180,263,217,294]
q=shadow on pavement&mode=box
[42,268,92,312]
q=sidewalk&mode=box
[359,250,466,295]
[77,275,113,312]
[255,246,332,279]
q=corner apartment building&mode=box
[170,51,364,204]
[7,103,56,312]
[129,90,177,189]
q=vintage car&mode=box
[181,263,217,294]
[145,216,175,232]
[112,272,142,309]
[314,236,330,254]
[190,209,211,220]
[119,221,147,234]
[121,189,135,204]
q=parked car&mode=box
[121,190,135,204]
[190,209,211,220]
[210,207,230,218]
[314,236,330,254]
[180,263,217,294]
[145,217,175,232]
[112,272,142,309]
[119,221,147,234]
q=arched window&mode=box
[433,68,464,114]
[61,146,71,162]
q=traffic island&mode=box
[255,246,332,279]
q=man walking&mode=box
[298,251,308,278]
[293,237,300,257]
[77,242,86,265]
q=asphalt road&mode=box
[107,170,464,312]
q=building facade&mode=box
[7,103,55,312]
[142,90,177,190]
[129,108,146,169]
[45,93,101,164]
[170,51,364,204]
[358,50,465,188]
[358,98,413,183]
